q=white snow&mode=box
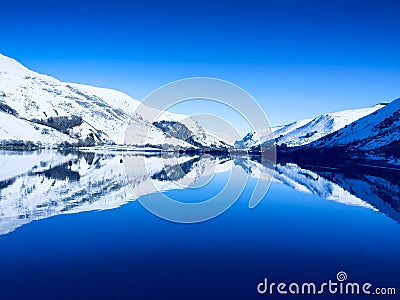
[312,99,400,151]
[0,152,233,235]
[0,53,227,148]
[0,111,75,145]
[0,150,75,182]
[236,105,384,148]
[235,158,377,210]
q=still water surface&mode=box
[0,150,399,299]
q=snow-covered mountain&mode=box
[235,105,384,149]
[0,54,227,149]
[310,98,400,158]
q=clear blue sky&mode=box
[1,0,399,128]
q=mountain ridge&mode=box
[235,104,384,149]
[0,53,228,150]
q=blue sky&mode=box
[1,0,400,128]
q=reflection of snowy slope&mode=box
[0,152,231,235]
[0,153,129,235]
[235,158,375,210]
[233,157,274,182]
[125,155,232,199]
[319,171,400,224]
[0,150,76,182]
[274,164,376,209]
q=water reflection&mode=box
[0,150,399,235]
[238,155,400,223]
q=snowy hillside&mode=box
[234,118,311,148]
[311,98,400,153]
[0,111,75,145]
[235,105,383,149]
[0,54,227,149]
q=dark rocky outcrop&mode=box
[31,115,83,134]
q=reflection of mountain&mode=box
[152,157,202,181]
[235,157,376,210]
[0,151,127,235]
[0,151,231,235]
[1,151,399,235]
[239,156,400,224]
[124,154,233,199]
[310,166,400,224]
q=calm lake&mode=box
[0,150,399,299]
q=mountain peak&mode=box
[0,53,33,76]
[310,97,400,153]
[235,104,384,149]
[0,53,229,149]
